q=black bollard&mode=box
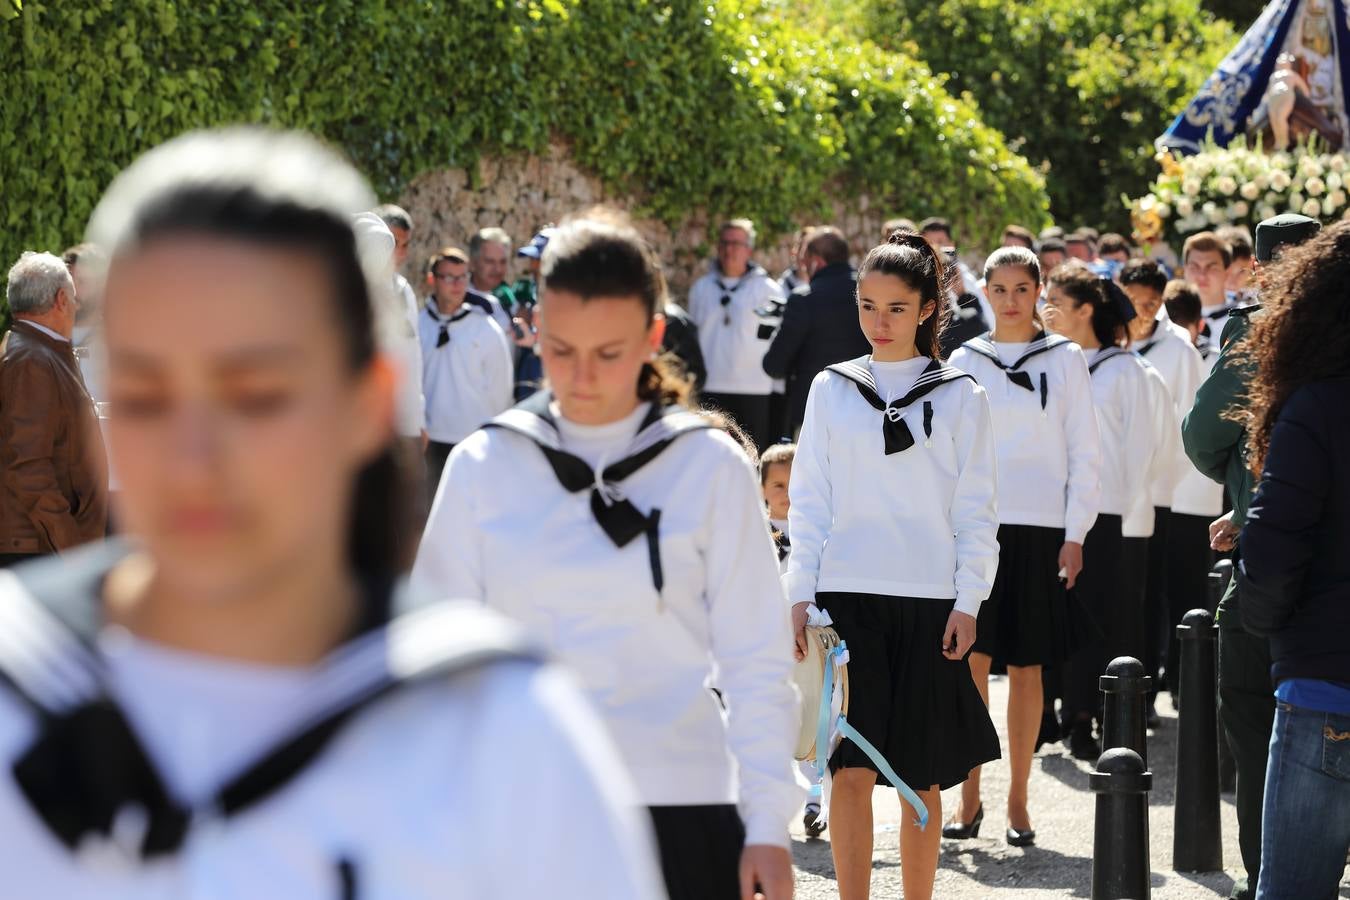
[1173,608,1223,872]
[1100,656,1152,766]
[1090,747,1153,900]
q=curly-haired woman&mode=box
[1233,219,1350,900]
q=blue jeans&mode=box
[1256,702,1350,899]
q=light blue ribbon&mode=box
[815,641,930,830]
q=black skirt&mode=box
[817,592,1001,791]
[973,523,1090,667]
[648,805,744,900]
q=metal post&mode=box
[1173,608,1223,872]
[1100,656,1152,767]
[1091,747,1153,900]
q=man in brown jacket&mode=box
[0,251,107,563]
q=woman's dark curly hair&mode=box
[1233,219,1350,474]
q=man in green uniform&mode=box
[1181,213,1321,900]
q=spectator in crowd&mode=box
[361,211,427,450]
[918,217,994,356]
[62,243,108,403]
[779,226,813,294]
[1037,238,1069,277]
[1183,213,1321,900]
[1164,279,1206,354]
[1097,233,1132,265]
[1065,231,1095,262]
[687,218,784,451]
[1001,224,1036,249]
[661,298,707,395]
[762,226,869,437]
[0,252,108,563]
[1219,225,1256,305]
[917,217,954,252]
[467,227,518,336]
[1235,219,1350,900]
[1183,230,1236,351]
[513,225,554,310]
[512,227,555,399]
[1039,225,1065,242]
[418,247,514,492]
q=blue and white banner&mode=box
[1158,0,1350,154]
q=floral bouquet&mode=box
[1127,136,1350,245]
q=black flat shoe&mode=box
[1006,826,1036,847]
[941,804,983,839]
[1067,720,1102,762]
[803,803,826,839]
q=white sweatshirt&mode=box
[412,402,802,848]
[688,263,784,395]
[1085,348,1155,518]
[0,569,663,899]
[1122,360,1178,538]
[1130,312,1206,510]
[1170,351,1225,517]
[784,356,1000,616]
[949,334,1101,543]
[417,300,514,444]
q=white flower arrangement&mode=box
[1129,137,1350,242]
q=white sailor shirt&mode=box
[1130,311,1206,510]
[1085,347,1155,518]
[687,264,785,395]
[417,299,514,445]
[784,355,1000,616]
[949,333,1101,543]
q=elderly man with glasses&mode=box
[687,219,785,452]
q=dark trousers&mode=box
[702,392,771,454]
[425,440,455,501]
[0,553,38,568]
[1117,536,1150,664]
[1144,507,1170,700]
[766,391,787,447]
[648,805,744,900]
[1165,511,1216,695]
[1218,620,1275,899]
[1063,514,1123,721]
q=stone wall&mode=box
[395,141,916,302]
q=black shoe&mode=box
[803,803,825,839]
[1067,721,1102,761]
[941,804,983,839]
[1006,826,1036,847]
[1145,706,1162,729]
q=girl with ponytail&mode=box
[948,247,1101,847]
[786,230,1001,900]
[414,210,801,900]
[1042,263,1156,758]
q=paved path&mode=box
[791,676,1350,898]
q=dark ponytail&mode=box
[856,229,952,358]
[1046,260,1133,348]
[541,210,695,407]
[86,128,416,577]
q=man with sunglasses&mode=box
[688,219,785,452]
[419,247,514,493]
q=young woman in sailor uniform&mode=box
[784,231,1000,900]
[1042,262,1155,759]
[413,214,801,900]
[947,247,1101,846]
[0,129,663,900]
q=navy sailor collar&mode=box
[1088,345,1131,374]
[825,356,972,454]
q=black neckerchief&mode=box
[0,544,533,865]
[825,356,973,454]
[1134,321,1164,357]
[713,263,764,326]
[960,331,1069,410]
[1088,346,1131,374]
[424,300,474,348]
[484,393,712,594]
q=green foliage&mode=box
[1201,0,1266,28]
[866,0,1236,232]
[1,0,1047,322]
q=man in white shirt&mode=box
[467,227,518,338]
[418,247,513,494]
[369,207,428,447]
[1182,230,1235,352]
[687,219,784,451]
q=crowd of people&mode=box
[0,124,1346,900]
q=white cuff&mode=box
[953,594,983,618]
[742,812,791,850]
[782,570,818,606]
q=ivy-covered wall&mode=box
[1,0,1049,324]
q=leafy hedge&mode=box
[1,0,1048,324]
[865,0,1236,232]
